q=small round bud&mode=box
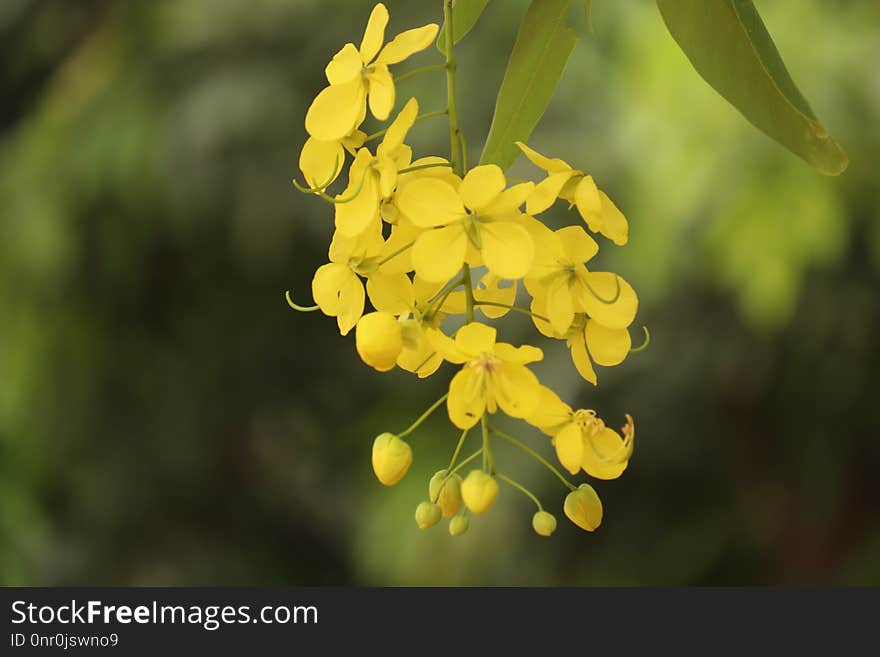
[449,515,469,537]
[563,484,603,532]
[532,511,557,537]
[460,470,499,516]
[371,433,412,486]
[429,469,463,518]
[415,501,442,529]
[356,312,403,372]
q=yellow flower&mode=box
[371,432,413,486]
[564,484,603,531]
[516,141,629,246]
[460,470,499,515]
[428,322,543,429]
[305,4,439,141]
[334,98,420,238]
[526,386,635,479]
[356,312,403,372]
[311,225,414,335]
[393,276,455,378]
[396,164,536,283]
[298,130,366,190]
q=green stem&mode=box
[424,275,464,319]
[472,301,549,323]
[447,428,470,472]
[496,473,543,511]
[376,240,415,267]
[462,265,475,323]
[285,290,319,312]
[443,0,462,175]
[481,415,494,474]
[399,393,449,438]
[491,428,577,491]
[397,162,453,175]
[394,63,448,84]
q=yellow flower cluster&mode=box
[291,3,646,538]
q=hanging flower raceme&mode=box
[287,0,648,539]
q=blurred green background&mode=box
[1,0,878,586]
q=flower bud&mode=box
[356,312,403,372]
[563,484,603,531]
[532,511,557,537]
[415,501,442,529]
[429,469,463,518]
[460,470,499,516]
[371,433,412,486]
[449,515,469,537]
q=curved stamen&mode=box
[285,290,319,312]
[584,273,621,305]
[630,325,650,353]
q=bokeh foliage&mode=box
[1,0,878,585]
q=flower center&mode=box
[469,352,501,374]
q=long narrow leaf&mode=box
[657,0,848,175]
[480,0,577,170]
[437,0,491,54]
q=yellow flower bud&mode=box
[371,433,412,486]
[356,312,403,372]
[449,515,469,536]
[429,469,463,518]
[532,511,557,537]
[563,484,603,531]
[460,470,499,516]
[415,501,442,529]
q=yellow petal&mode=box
[460,470,499,515]
[325,43,362,85]
[568,331,597,384]
[299,137,344,188]
[475,274,516,319]
[582,427,630,480]
[493,342,543,365]
[396,177,465,228]
[574,175,602,225]
[334,167,380,237]
[459,164,505,211]
[336,273,366,335]
[492,363,541,419]
[553,422,584,475]
[356,312,403,372]
[598,189,629,246]
[425,327,468,364]
[528,293,559,338]
[525,386,572,434]
[578,273,638,329]
[515,141,573,174]
[375,156,397,200]
[526,171,576,215]
[311,263,352,315]
[556,225,598,264]
[448,367,485,429]
[454,322,497,356]
[305,79,366,141]
[412,225,467,282]
[359,3,389,64]
[564,484,603,531]
[378,223,419,274]
[480,221,534,280]
[376,24,439,65]
[378,97,418,156]
[367,64,395,120]
[585,320,631,367]
[366,272,414,314]
[546,276,575,335]
[482,182,535,220]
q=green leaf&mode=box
[656,0,848,176]
[480,0,577,170]
[437,0,491,54]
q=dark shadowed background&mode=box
[1,0,878,586]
